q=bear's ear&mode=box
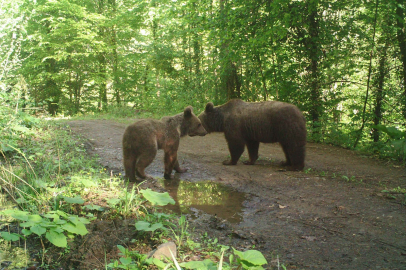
[205,102,214,112]
[184,106,193,117]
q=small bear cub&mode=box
[122,106,207,181]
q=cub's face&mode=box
[184,106,207,137]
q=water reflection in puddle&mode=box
[158,177,246,224]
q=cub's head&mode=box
[183,106,207,137]
[198,102,224,133]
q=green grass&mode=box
[0,110,277,269]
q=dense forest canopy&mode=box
[1,0,406,158]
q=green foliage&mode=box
[371,125,406,161]
[140,189,176,206]
[0,209,89,248]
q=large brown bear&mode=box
[122,106,207,181]
[198,99,306,170]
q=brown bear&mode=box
[198,99,306,170]
[122,106,207,181]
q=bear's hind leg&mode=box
[244,140,259,165]
[123,151,137,182]
[174,159,187,173]
[135,148,157,179]
[281,143,305,171]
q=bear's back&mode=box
[225,100,305,143]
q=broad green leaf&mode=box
[21,229,32,236]
[55,210,69,218]
[107,198,121,207]
[1,232,20,241]
[3,210,30,221]
[20,221,36,227]
[44,213,59,220]
[78,217,91,225]
[46,230,67,248]
[119,257,132,265]
[64,196,85,204]
[146,257,167,268]
[135,221,164,232]
[28,214,43,223]
[233,249,267,266]
[140,189,175,206]
[62,221,88,236]
[117,245,126,254]
[180,259,217,269]
[31,225,46,236]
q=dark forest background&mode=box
[1,0,406,160]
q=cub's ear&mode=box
[205,102,214,112]
[184,106,193,117]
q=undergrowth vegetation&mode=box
[0,107,273,269]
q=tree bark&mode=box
[372,42,388,142]
[395,0,406,122]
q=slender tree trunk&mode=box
[219,0,240,100]
[97,0,108,111]
[354,0,379,148]
[109,0,120,105]
[44,57,59,115]
[373,42,388,142]
[395,0,406,122]
[307,0,322,130]
[255,54,268,101]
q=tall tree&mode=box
[395,0,406,121]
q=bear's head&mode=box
[182,106,208,137]
[198,102,224,133]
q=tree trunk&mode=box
[97,0,108,111]
[395,0,406,122]
[307,0,321,130]
[219,0,240,101]
[109,0,120,105]
[372,42,388,142]
[353,0,379,148]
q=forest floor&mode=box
[66,119,406,270]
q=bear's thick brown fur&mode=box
[198,99,306,170]
[122,106,207,181]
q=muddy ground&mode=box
[66,119,406,270]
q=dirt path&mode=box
[67,119,406,269]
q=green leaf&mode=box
[107,198,121,207]
[61,221,88,236]
[3,210,30,221]
[233,249,267,266]
[64,196,85,204]
[31,224,47,236]
[46,230,67,248]
[180,259,217,269]
[147,257,167,268]
[28,214,43,223]
[117,245,126,254]
[119,257,132,265]
[21,229,32,236]
[135,221,164,232]
[140,189,175,206]
[1,232,20,241]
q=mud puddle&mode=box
[155,176,247,224]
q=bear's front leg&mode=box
[243,140,260,165]
[223,139,245,165]
[164,150,178,179]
